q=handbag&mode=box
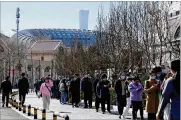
[45,83,53,97]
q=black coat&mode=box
[114,80,126,106]
[97,80,111,99]
[18,77,29,94]
[93,78,99,94]
[81,77,92,94]
[69,78,81,101]
[0,80,12,94]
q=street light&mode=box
[16,7,21,77]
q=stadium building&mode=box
[11,29,96,47]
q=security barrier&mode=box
[34,108,38,119]
[28,105,31,116]
[42,109,46,120]
[53,114,57,120]
[10,91,70,120]
[19,102,22,111]
[23,105,26,113]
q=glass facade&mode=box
[11,29,96,47]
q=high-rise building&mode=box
[79,10,89,30]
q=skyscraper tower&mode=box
[79,10,89,30]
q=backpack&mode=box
[59,83,65,92]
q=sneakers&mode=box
[102,112,105,114]
[119,115,122,119]
[2,104,4,107]
[96,109,98,112]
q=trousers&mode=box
[42,95,51,110]
[19,93,26,105]
[101,97,110,112]
[60,92,67,104]
[95,95,101,110]
[132,101,143,119]
[2,92,9,107]
[148,113,156,120]
[84,92,92,107]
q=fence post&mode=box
[34,108,38,119]
[28,105,31,116]
[23,105,26,113]
[64,114,69,120]
[13,100,15,107]
[42,109,46,120]
[53,114,57,120]
[16,101,18,109]
[19,102,22,111]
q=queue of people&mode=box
[0,59,180,120]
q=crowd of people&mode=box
[0,59,180,120]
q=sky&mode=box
[1,2,110,37]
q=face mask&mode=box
[121,76,126,80]
[103,78,107,81]
[151,76,156,80]
[162,69,167,73]
[157,74,161,77]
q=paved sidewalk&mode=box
[12,92,147,120]
[0,94,29,120]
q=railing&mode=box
[9,91,69,120]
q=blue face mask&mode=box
[162,69,167,73]
[157,74,161,77]
[121,76,126,80]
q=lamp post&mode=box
[16,7,21,77]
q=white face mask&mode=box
[150,76,156,80]
[103,78,107,81]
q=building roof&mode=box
[30,40,62,53]
[11,29,96,47]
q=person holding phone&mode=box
[128,76,144,120]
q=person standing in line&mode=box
[128,76,144,120]
[97,74,111,114]
[122,76,133,118]
[93,74,101,112]
[81,74,93,108]
[39,77,53,110]
[144,70,160,120]
[114,73,127,119]
[18,73,29,105]
[0,76,12,107]
[156,59,180,120]
[69,74,81,108]
[59,79,68,104]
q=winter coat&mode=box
[18,77,29,94]
[114,80,127,106]
[40,81,53,96]
[69,78,81,101]
[128,81,144,101]
[157,77,180,120]
[0,80,12,94]
[59,82,67,92]
[93,78,99,94]
[81,77,92,94]
[97,80,111,99]
[144,80,160,113]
